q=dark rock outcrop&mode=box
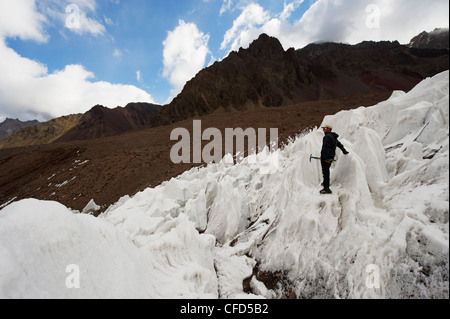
[157,34,311,124]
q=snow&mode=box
[0,199,217,299]
[0,71,448,299]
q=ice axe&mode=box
[310,155,336,164]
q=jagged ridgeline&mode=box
[155,33,449,124]
[0,103,161,148]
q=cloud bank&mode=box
[220,0,450,52]
[0,0,153,121]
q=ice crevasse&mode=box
[0,71,448,299]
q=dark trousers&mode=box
[321,159,332,189]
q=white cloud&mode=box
[219,0,255,15]
[291,0,449,47]
[162,20,211,98]
[0,0,154,121]
[0,41,154,120]
[220,3,270,51]
[280,0,304,20]
[220,0,234,15]
[41,0,106,37]
[221,0,450,53]
[0,0,48,42]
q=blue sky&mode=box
[0,0,448,121]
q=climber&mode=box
[320,125,349,194]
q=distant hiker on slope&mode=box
[320,125,349,194]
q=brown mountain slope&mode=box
[0,115,81,149]
[298,40,449,95]
[54,102,161,143]
[0,103,162,149]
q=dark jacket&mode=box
[321,132,348,160]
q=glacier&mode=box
[0,71,448,299]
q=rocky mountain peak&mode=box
[245,33,286,56]
[409,28,449,49]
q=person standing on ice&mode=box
[320,125,349,194]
